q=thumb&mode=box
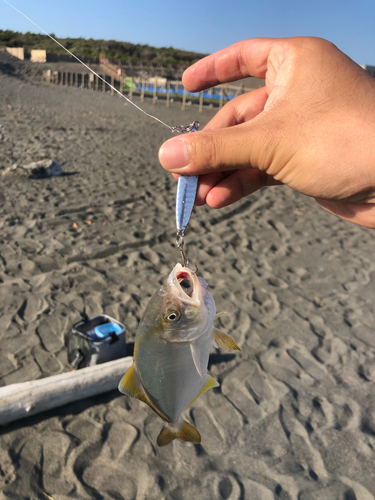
[158,119,282,176]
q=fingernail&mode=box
[159,138,188,170]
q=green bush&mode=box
[0,29,207,67]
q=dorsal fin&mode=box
[214,329,241,351]
[157,419,201,447]
[118,365,168,421]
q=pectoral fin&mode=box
[190,342,203,377]
[214,311,226,320]
[157,419,201,447]
[118,365,168,421]
[214,329,241,351]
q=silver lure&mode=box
[175,121,199,266]
[176,175,198,232]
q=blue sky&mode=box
[1,0,374,65]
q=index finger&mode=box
[182,38,278,92]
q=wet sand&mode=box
[1,51,375,499]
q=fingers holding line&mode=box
[204,87,268,130]
[159,88,269,174]
[196,169,282,208]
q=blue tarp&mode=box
[134,83,235,101]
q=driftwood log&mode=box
[0,356,132,426]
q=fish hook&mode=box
[176,230,189,268]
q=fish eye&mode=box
[164,309,181,323]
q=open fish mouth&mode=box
[170,265,201,305]
[176,271,194,298]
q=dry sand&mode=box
[1,50,375,500]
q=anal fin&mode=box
[214,329,241,351]
[118,365,168,421]
[118,365,145,399]
[157,419,201,447]
[186,374,219,409]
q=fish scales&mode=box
[136,331,212,421]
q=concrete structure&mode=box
[6,47,24,60]
[361,65,375,77]
[31,49,47,63]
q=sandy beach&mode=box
[1,50,375,500]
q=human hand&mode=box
[158,37,375,228]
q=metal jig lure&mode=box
[174,121,200,267]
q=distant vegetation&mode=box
[0,29,207,66]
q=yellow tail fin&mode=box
[157,420,201,447]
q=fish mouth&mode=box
[176,271,194,298]
[170,264,201,304]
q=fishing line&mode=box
[2,0,188,133]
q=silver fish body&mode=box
[118,263,240,446]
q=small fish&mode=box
[118,263,241,447]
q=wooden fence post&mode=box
[219,86,224,108]
[166,81,170,108]
[199,91,203,113]
[111,75,114,95]
[153,80,157,104]
[182,86,187,111]
[129,78,133,101]
[141,79,145,102]
[102,75,106,93]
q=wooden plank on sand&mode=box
[0,357,132,426]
